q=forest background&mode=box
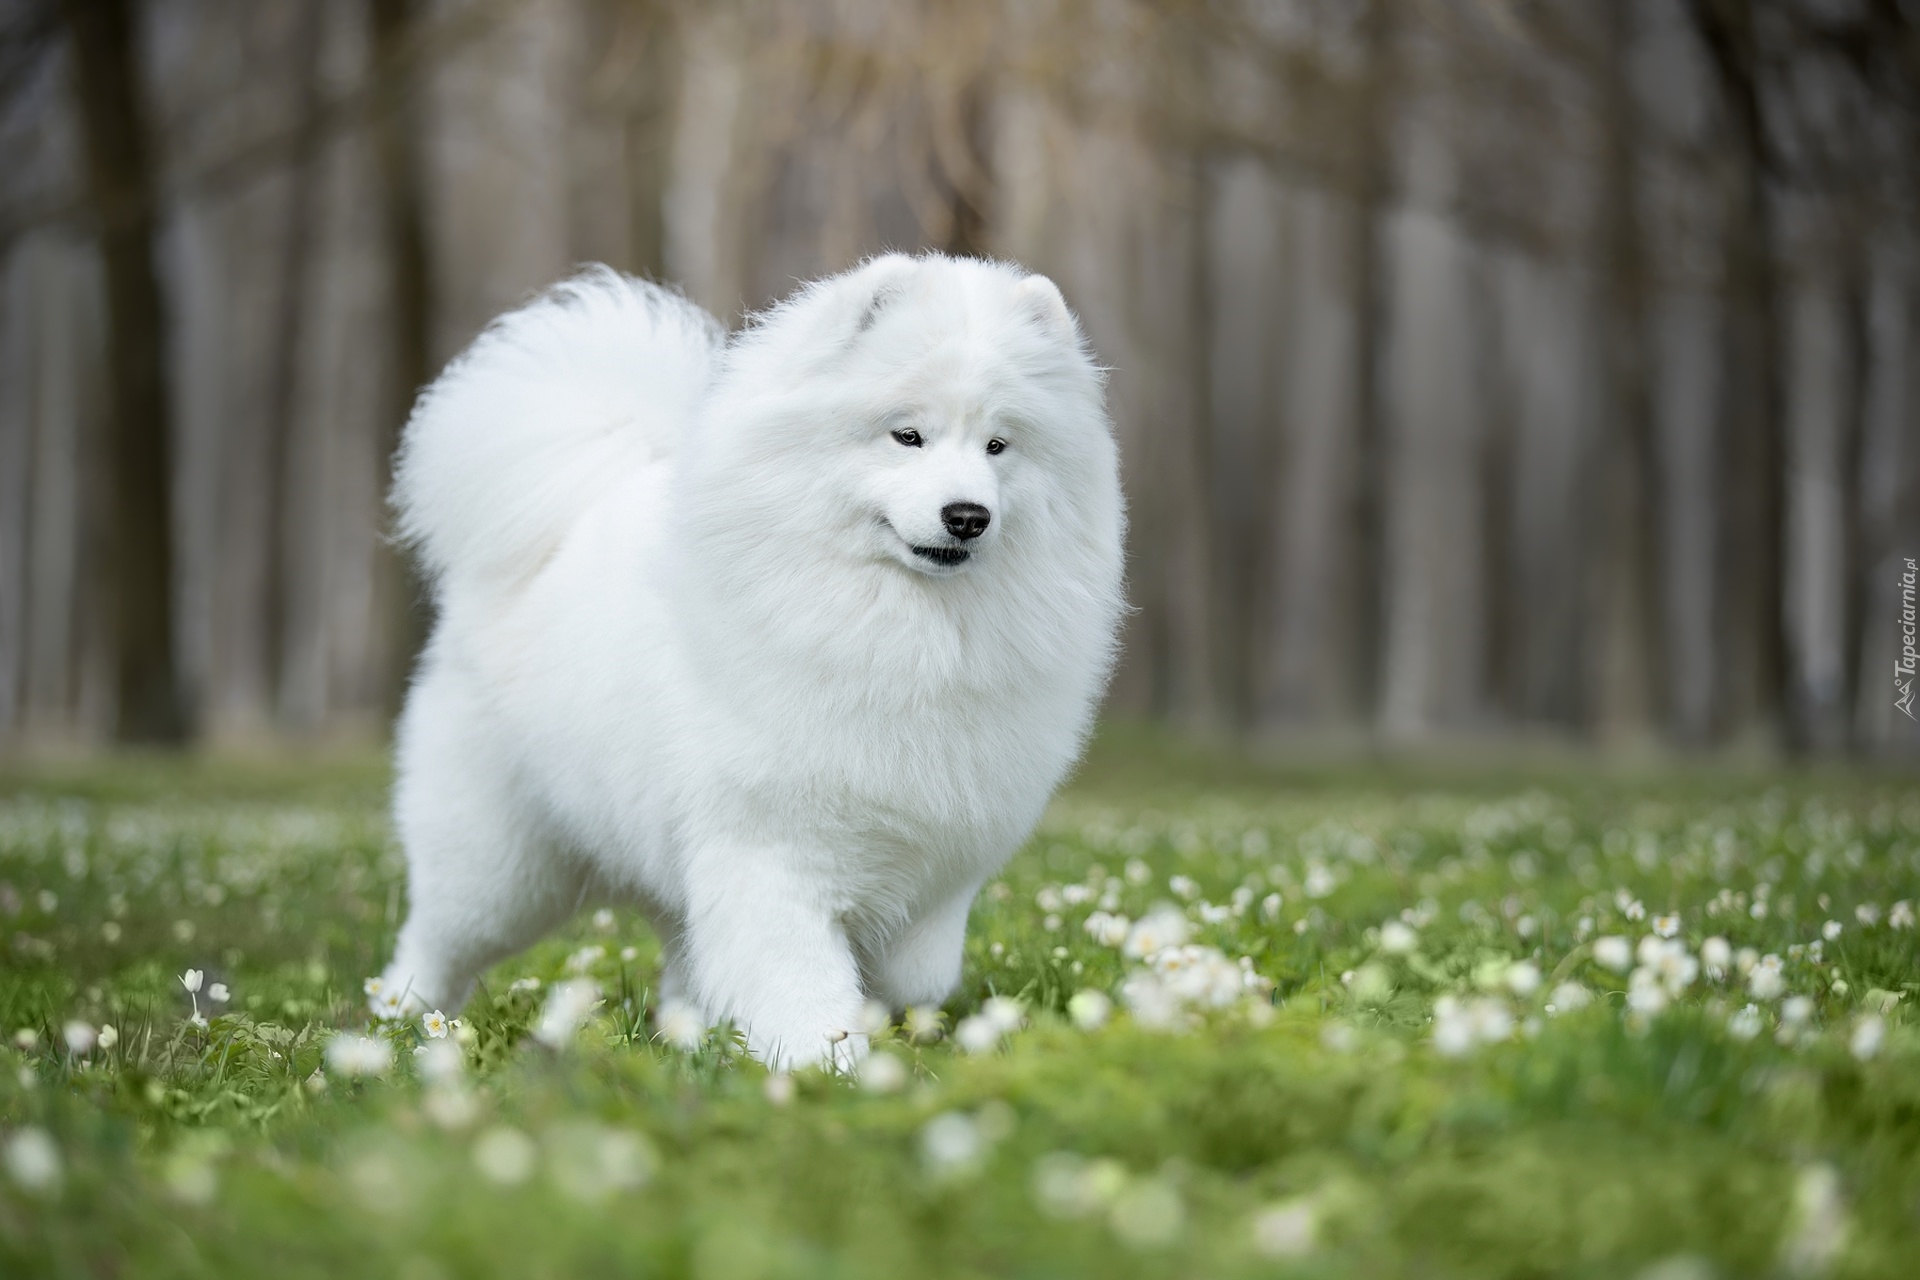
[2,0,1918,760]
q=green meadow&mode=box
[2,732,1917,1279]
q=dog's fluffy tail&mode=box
[392,267,725,599]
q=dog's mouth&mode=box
[911,544,971,567]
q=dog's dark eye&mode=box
[891,429,923,448]
[986,438,1007,456]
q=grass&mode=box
[2,728,1918,1278]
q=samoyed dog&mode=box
[377,253,1125,1067]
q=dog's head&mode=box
[694,254,1116,582]
[680,254,1123,686]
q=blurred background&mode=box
[0,0,1916,759]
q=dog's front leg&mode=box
[680,851,867,1072]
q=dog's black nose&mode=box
[941,502,991,540]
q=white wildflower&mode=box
[904,1005,945,1041]
[1701,936,1732,978]
[95,1024,117,1051]
[1644,939,1699,995]
[859,1049,909,1093]
[1349,963,1393,1005]
[371,988,405,1023]
[1119,972,1185,1031]
[61,1021,95,1055]
[1379,921,1418,955]
[1889,900,1914,929]
[1749,955,1786,1000]
[1728,1004,1764,1040]
[953,1015,1002,1054]
[1168,875,1199,900]
[1122,905,1190,959]
[1260,893,1283,921]
[921,1112,985,1178]
[1303,863,1337,899]
[416,1038,464,1084]
[4,1128,61,1194]
[1110,1176,1185,1248]
[1251,1197,1318,1258]
[472,1127,537,1186]
[422,1010,449,1040]
[1433,996,1512,1056]
[423,1085,479,1131]
[1505,961,1542,997]
[763,1074,795,1105]
[1033,1153,1120,1219]
[546,1123,655,1201]
[980,997,1025,1035]
[1849,1015,1885,1061]
[1781,995,1815,1029]
[1593,936,1633,973]
[1780,1164,1848,1276]
[533,979,601,1048]
[1067,989,1112,1031]
[206,983,229,1004]
[591,907,616,932]
[1821,920,1843,942]
[1855,903,1880,928]
[1627,969,1670,1016]
[653,1000,703,1051]
[325,1033,393,1079]
[1652,913,1680,939]
[564,945,605,975]
[1083,911,1131,947]
[1546,982,1591,1014]
[179,969,203,994]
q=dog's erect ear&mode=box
[1014,274,1076,340]
[850,254,920,337]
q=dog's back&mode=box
[391,269,725,606]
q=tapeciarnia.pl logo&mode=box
[1899,557,1918,720]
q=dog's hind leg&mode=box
[377,675,584,1017]
[866,886,976,1011]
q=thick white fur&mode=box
[380,254,1125,1068]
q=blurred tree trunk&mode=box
[262,0,328,727]
[1687,0,1786,749]
[1474,257,1518,726]
[369,0,433,719]
[1830,251,1869,753]
[937,78,992,260]
[1341,0,1395,736]
[1592,0,1663,744]
[60,0,185,743]
[622,2,677,280]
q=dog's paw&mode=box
[747,1022,869,1074]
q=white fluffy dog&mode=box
[378,253,1124,1068]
